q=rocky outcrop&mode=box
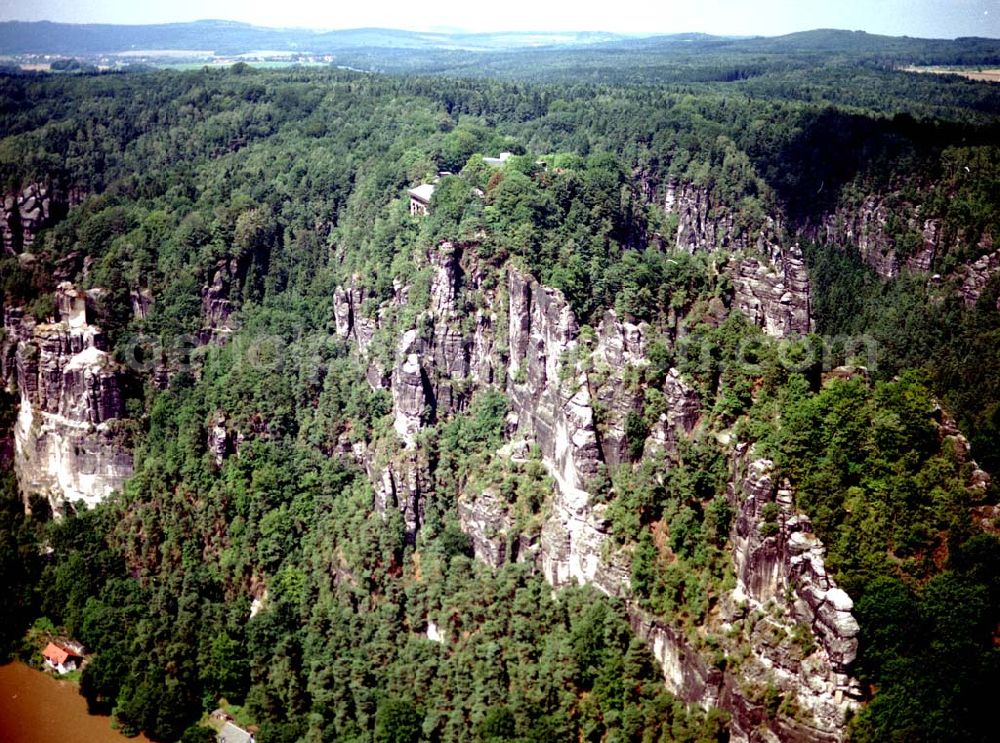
[456,486,527,569]
[730,244,813,337]
[589,310,648,466]
[476,266,854,739]
[338,243,855,740]
[333,282,378,358]
[724,455,862,739]
[199,241,273,345]
[665,181,780,254]
[505,268,636,591]
[507,268,602,492]
[801,195,915,279]
[7,283,133,513]
[660,182,813,337]
[1,181,86,255]
[645,368,701,457]
[207,412,233,466]
[935,406,992,491]
[799,191,997,291]
[130,288,154,321]
[391,334,430,447]
[958,248,1000,309]
[340,242,502,540]
[200,258,240,345]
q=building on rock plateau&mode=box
[408,184,435,216]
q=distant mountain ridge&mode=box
[1,20,996,71]
[0,19,635,55]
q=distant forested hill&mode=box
[0,20,630,55]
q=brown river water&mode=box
[0,661,152,743]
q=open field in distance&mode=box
[901,64,1000,82]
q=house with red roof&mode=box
[42,642,81,674]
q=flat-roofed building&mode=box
[408,183,436,216]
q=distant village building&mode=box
[408,184,435,216]
[42,642,81,674]
[484,152,513,166]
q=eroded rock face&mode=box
[798,191,997,295]
[457,487,518,568]
[799,195,946,279]
[338,244,855,740]
[660,182,813,337]
[200,258,240,345]
[590,310,649,467]
[1,181,86,255]
[130,288,154,321]
[665,181,781,254]
[731,245,813,338]
[802,195,910,279]
[392,339,429,448]
[726,455,862,739]
[7,283,133,513]
[207,412,232,466]
[507,268,602,490]
[645,368,701,457]
[505,267,633,589]
[958,249,1000,309]
[338,242,502,540]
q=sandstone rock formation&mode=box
[1,181,86,255]
[207,412,232,466]
[644,368,701,457]
[337,241,859,740]
[664,178,999,313]
[200,258,240,345]
[730,245,813,337]
[340,243,502,540]
[958,248,1000,309]
[797,189,999,303]
[725,455,862,737]
[665,180,779,254]
[5,283,133,513]
[661,181,813,337]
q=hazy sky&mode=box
[1,0,998,38]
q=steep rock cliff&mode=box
[200,257,242,345]
[958,248,1000,309]
[339,243,502,540]
[5,283,132,513]
[661,181,813,337]
[337,241,859,740]
[730,245,813,338]
[665,181,778,254]
[664,178,1000,310]
[724,455,862,738]
[506,267,632,593]
[799,194,942,279]
[1,181,86,255]
[795,188,1000,306]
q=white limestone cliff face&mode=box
[5,283,132,513]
